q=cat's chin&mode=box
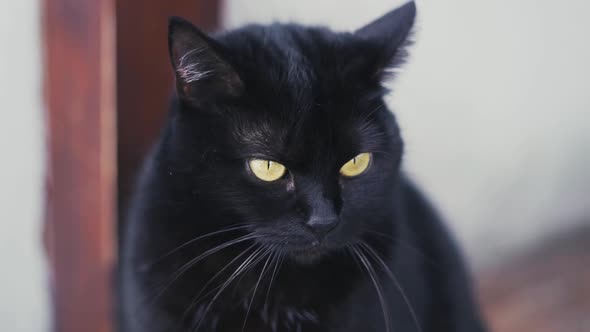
[290,249,325,264]
[288,243,334,264]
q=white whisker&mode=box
[242,248,274,331]
[192,246,272,332]
[349,245,391,332]
[143,224,252,270]
[146,233,259,305]
[181,243,258,322]
[360,241,422,332]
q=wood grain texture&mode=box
[43,0,116,331]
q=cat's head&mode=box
[160,2,416,263]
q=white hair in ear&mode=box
[177,48,214,83]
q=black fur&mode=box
[119,2,487,331]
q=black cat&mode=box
[119,2,487,331]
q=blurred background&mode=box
[0,0,48,331]
[1,0,588,331]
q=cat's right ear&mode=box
[354,1,416,80]
[168,17,243,105]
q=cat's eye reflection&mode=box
[248,159,287,181]
[340,152,372,177]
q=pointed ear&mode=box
[168,17,243,105]
[354,1,416,78]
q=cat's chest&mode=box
[191,302,323,332]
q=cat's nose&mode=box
[299,179,340,236]
[307,216,339,236]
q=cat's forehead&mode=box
[218,24,390,161]
[219,24,365,104]
[230,88,386,165]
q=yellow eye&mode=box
[340,153,372,177]
[248,159,287,182]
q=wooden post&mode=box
[43,0,116,331]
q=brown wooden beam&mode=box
[43,0,117,331]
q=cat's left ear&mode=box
[168,17,243,105]
[355,1,416,78]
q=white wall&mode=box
[0,0,48,331]
[223,0,590,266]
